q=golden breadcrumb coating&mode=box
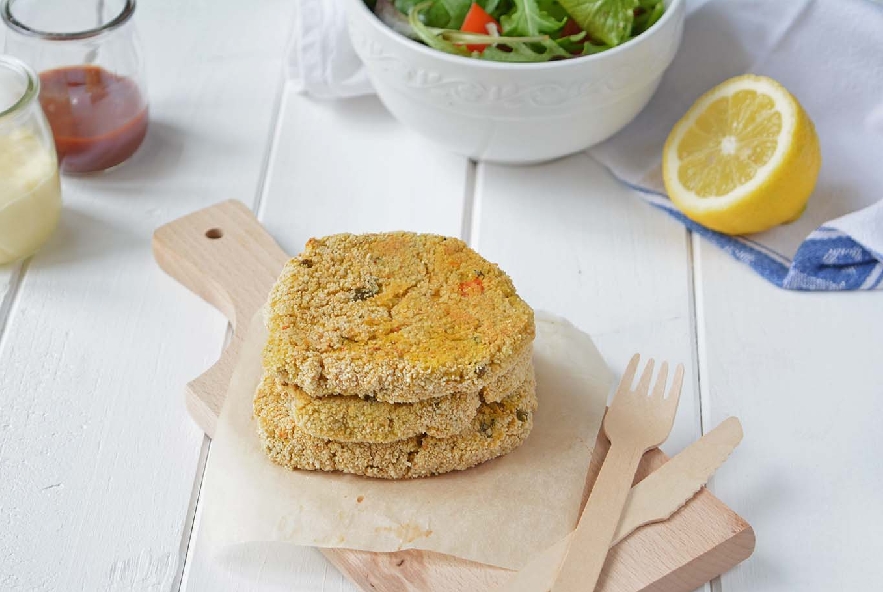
[274,347,534,443]
[254,374,537,479]
[263,232,535,402]
[281,384,480,443]
[480,346,533,403]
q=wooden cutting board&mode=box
[153,200,755,592]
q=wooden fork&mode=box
[551,355,685,592]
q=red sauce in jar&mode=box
[38,65,148,174]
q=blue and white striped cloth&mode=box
[591,0,883,291]
[641,191,883,291]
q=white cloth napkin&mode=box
[288,0,883,290]
[591,0,883,290]
[287,0,373,98]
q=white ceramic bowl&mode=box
[345,0,684,164]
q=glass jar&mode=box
[0,55,62,265]
[2,0,148,174]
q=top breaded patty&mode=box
[263,232,535,402]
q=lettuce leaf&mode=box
[555,0,638,46]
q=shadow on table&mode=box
[102,119,189,184]
[29,206,141,270]
[326,94,397,131]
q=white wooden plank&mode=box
[256,92,469,252]
[472,155,701,455]
[475,155,711,592]
[474,155,708,592]
[694,238,883,592]
[182,89,470,591]
[0,0,294,589]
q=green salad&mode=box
[368,0,665,62]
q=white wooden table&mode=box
[2,1,882,590]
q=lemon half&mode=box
[662,75,821,236]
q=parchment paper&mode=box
[199,311,610,570]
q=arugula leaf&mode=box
[555,0,638,46]
[440,30,553,43]
[435,0,474,27]
[396,0,431,23]
[579,40,611,54]
[500,0,566,37]
[554,30,610,54]
[554,30,585,51]
[398,0,472,28]
[482,0,515,21]
[480,0,504,16]
[480,39,571,62]
[408,3,471,55]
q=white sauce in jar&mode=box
[0,126,62,264]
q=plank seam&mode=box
[174,435,212,592]
[468,161,484,248]
[177,326,235,591]
[0,259,29,357]
[254,81,293,221]
[254,7,297,220]
[460,160,477,244]
[689,231,720,592]
[686,230,705,437]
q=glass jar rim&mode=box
[1,0,136,41]
[0,54,38,119]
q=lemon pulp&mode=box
[662,75,821,236]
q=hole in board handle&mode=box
[205,228,224,239]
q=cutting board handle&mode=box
[152,200,289,437]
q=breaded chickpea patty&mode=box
[263,232,535,402]
[275,347,534,443]
[281,384,481,443]
[255,374,537,479]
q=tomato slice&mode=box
[460,3,500,53]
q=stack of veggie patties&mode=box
[255,232,537,479]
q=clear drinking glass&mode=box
[0,54,62,265]
[2,0,148,174]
